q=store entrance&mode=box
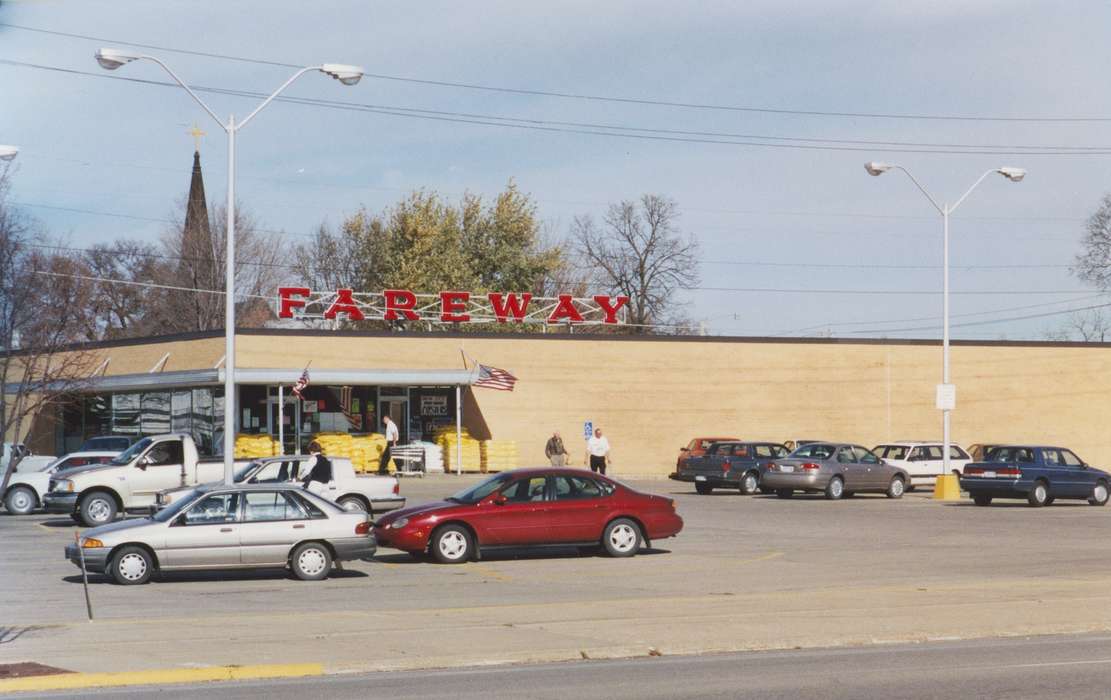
[267,393,300,455]
[380,398,408,443]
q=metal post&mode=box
[278,385,284,455]
[75,532,94,621]
[942,204,951,478]
[455,385,463,476]
[223,115,236,484]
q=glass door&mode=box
[268,392,300,456]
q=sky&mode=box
[2,0,1111,340]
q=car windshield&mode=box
[789,443,835,459]
[109,437,153,466]
[449,473,515,504]
[151,489,202,522]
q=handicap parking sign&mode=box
[583,421,593,439]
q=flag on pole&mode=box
[292,366,310,399]
[474,364,518,391]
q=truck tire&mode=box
[79,491,118,526]
[4,486,37,515]
[694,482,713,495]
[337,495,368,512]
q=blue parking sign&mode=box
[583,421,593,439]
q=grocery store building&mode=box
[17,328,1111,477]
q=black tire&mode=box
[775,489,793,499]
[843,491,856,498]
[602,518,642,558]
[336,495,368,513]
[1044,497,1056,506]
[109,545,154,585]
[825,476,845,500]
[1027,480,1049,507]
[973,494,992,507]
[79,491,118,527]
[431,524,473,564]
[739,471,760,495]
[886,475,906,499]
[291,542,333,580]
[695,482,713,495]
[1089,480,1110,507]
[4,486,37,515]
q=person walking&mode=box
[585,427,611,475]
[545,431,569,467]
[379,415,399,474]
[301,440,334,496]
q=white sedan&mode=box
[873,442,971,488]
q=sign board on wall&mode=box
[420,395,448,416]
[583,421,593,439]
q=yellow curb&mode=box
[0,663,322,694]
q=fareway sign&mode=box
[278,288,631,326]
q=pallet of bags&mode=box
[350,433,393,473]
[234,434,279,459]
[435,427,482,472]
[312,432,354,463]
[412,441,444,473]
[481,440,518,473]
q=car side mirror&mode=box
[138,456,153,470]
[493,494,507,506]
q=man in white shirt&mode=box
[379,415,399,474]
[585,427,611,475]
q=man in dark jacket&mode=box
[545,431,568,467]
[302,440,333,489]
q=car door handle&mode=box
[220,527,233,533]
[292,524,305,529]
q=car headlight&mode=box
[389,517,409,529]
[55,480,75,493]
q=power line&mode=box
[8,21,1111,124]
[7,57,1111,157]
[701,260,1073,271]
[12,200,309,238]
[691,286,1090,296]
[848,300,1111,335]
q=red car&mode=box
[373,468,683,563]
[677,436,739,471]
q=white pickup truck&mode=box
[43,433,251,527]
[155,455,405,515]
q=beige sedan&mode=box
[65,483,375,585]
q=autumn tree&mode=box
[571,194,699,333]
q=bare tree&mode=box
[79,240,173,340]
[572,194,699,333]
[1075,194,1111,291]
[1044,308,1111,342]
[1,166,94,500]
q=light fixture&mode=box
[864,161,892,176]
[95,48,142,70]
[320,64,365,86]
[0,145,18,162]
[997,167,1026,182]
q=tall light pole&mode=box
[864,162,1025,499]
[96,48,364,484]
[0,145,18,161]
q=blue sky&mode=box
[2,0,1110,338]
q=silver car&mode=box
[761,442,910,500]
[64,484,375,585]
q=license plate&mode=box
[982,471,996,478]
[780,465,795,473]
[694,475,707,481]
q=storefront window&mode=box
[141,392,171,434]
[112,393,141,436]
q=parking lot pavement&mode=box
[3,473,1111,679]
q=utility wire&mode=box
[848,300,1111,334]
[8,21,1111,124]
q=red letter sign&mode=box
[487,293,532,323]
[278,287,311,318]
[323,288,365,321]
[384,289,420,321]
[440,291,471,323]
[594,295,630,324]
[547,294,584,324]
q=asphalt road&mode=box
[18,634,1111,699]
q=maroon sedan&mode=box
[373,468,683,563]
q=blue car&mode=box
[960,445,1110,507]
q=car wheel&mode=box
[291,542,333,581]
[4,486,37,515]
[337,495,367,513]
[886,476,905,499]
[602,518,642,558]
[695,482,713,495]
[739,472,759,495]
[843,491,856,498]
[431,524,473,564]
[973,494,992,507]
[825,476,845,500]
[1027,480,1050,507]
[1089,481,1110,506]
[79,492,117,527]
[110,545,153,585]
[775,489,793,499]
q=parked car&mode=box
[960,445,1110,507]
[43,433,249,527]
[670,441,789,494]
[79,436,133,453]
[3,451,118,515]
[782,439,826,452]
[676,436,739,471]
[374,467,683,563]
[64,483,375,585]
[762,442,910,500]
[872,442,971,488]
[156,455,405,514]
[967,444,1002,462]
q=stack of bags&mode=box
[350,433,393,473]
[234,434,279,459]
[481,440,519,473]
[411,441,444,473]
[312,432,355,465]
[435,426,482,472]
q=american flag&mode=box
[339,385,361,430]
[474,363,518,391]
[291,367,310,399]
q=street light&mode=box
[97,49,364,484]
[0,145,18,161]
[864,162,1024,499]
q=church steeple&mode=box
[183,149,211,240]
